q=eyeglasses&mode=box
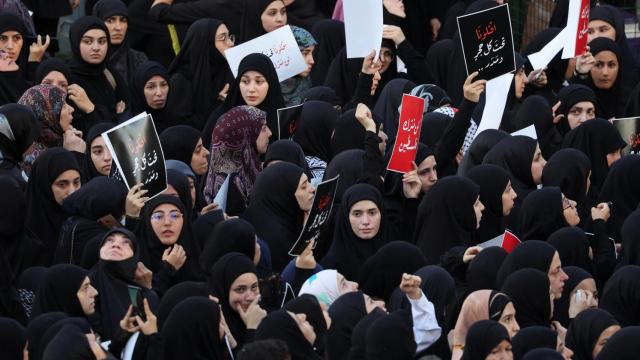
[151,211,183,222]
[216,33,236,44]
[380,50,395,62]
[562,196,574,210]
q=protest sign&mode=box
[344,0,384,59]
[457,3,516,80]
[511,124,537,139]
[102,112,167,199]
[387,94,425,173]
[213,174,231,212]
[528,27,568,71]
[562,0,590,58]
[288,176,340,256]
[473,72,514,139]
[277,103,304,139]
[478,230,521,253]
[612,117,640,155]
[224,25,307,82]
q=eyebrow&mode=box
[81,35,108,40]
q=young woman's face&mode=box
[336,272,359,295]
[514,67,528,99]
[214,24,234,56]
[363,293,386,313]
[41,71,69,92]
[143,75,169,110]
[228,272,260,313]
[76,276,98,315]
[104,15,128,45]
[299,45,315,77]
[0,30,23,61]
[501,181,517,216]
[485,339,513,360]
[190,138,209,176]
[99,232,134,261]
[79,29,108,64]
[530,144,546,185]
[548,252,569,300]
[606,149,621,167]
[294,174,316,212]
[261,1,287,33]
[240,70,269,107]
[417,155,438,192]
[59,101,75,131]
[370,70,382,96]
[349,200,381,239]
[590,51,619,90]
[588,19,616,43]
[498,302,520,339]
[379,46,394,74]
[557,336,574,360]
[255,123,272,154]
[567,101,596,129]
[473,196,485,229]
[592,325,620,358]
[150,203,184,246]
[51,169,82,205]
[288,311,316,345]
[562,194,580,226]
[187,177,196,207]
[90,136,113,176]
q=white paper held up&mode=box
[528,27,568,71]
[344,0,384,59]
[473,72,514,139]
[213,174,231,213]
[511,124,537,139]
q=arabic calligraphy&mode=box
[132,150,159,175]
[126,135,147,156]
[473,36,507,61]
[475,21,497,41]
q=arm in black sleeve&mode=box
[149,1,217,24]
[151,262,177,297]
[343,72,375,111]
[396,40,430,84]
[359,131,385,191]
[589,219,617,289]
[291,267,316,295]
[434,99,476,167]
[386,196,420,242]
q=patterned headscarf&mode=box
[292,25,317,50]
[203,105,266,204]
[18,84,66,147]
[280,26,318,106]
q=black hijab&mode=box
[458,129,509,176]
[129,61,174,133]
[621,209,640,267]
[26,312,68,360]
[310,19,345,87]
[167,169,194,220]
[461,319,511,360]
[42,324,94,360]
[283,293,327,353]
[547,228,592,272]
[513,95,559,160]
[264,139,312,178]
[82,122,113,181]
[242,162,304,271]
[25,148,81,261]
[467,246,508,292]
[326,291,368,360]
[562,118,626,202]
[555,84,598,136]
[303,86,341,106]
[518,187,568,241]
[200,218,256,276]
[0,13,29,105]
[160,125,201,169]
[34,57,73,87]
[594,326,640,360]
[466,164,511,244]
[565,308,619,360]
[238,0,281,42]
[419,112,450,149]
[496,240,556,288]
[31,264,88,318]
[168,18,233,128]
[542,148,592,220]
[0,104,39,169]
[366,311,416,360]
[191,209,226,254]
[521,28,570,99]
[583,37,628,119]
[207,252,258,349]
[358,241,426,303]
[413,176,480,265]
[483,135,539,201]
[373,78,416,142]
[501,268,552,328]
[292,100,338,162]
[322,184,389,280]
[553,266,593,327]
[156,280,207,329]
[348,307,386,360]
[511,326,558,360]
[599,265,640,327]
[255,309,321,360]
[0,317,26,360]
[330,109,380,157]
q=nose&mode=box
[203,147,210,156]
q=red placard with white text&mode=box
[387,94,425,173]
[575,0,590,56]
[562,0,590,58]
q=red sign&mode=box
[502,230,521,253]
[575,0,590,56]
[387,94,425,173]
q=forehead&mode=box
[350,199,378,212]
[570,101,595,110]
[589,19,613,28]
[82,29,108,38]
[152,203,180,212]
[594,50,618,61]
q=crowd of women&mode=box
[1,0,640,359]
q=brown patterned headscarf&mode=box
[18,84,66,147]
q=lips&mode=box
[162,230,174,236]
[102,164,111,172]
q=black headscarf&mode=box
[242,162,304,271]
[26,312,68,360]
[292,100,338,162]
[373,78,416,143]
[82,122,113,180]
[366,311,416,360]
[330,109,380,157]
[303,86,341,106]
[207,252,258,349]
[582,37,627,119]
[156,281,207,329]
[562,118,626,202]
[326,291,368,360]
[348,307,386,360]
[310,19,345,87]
[31,264,88,318]
[322,184,389,280]
[168,18,233,128]
[501,268,552,328]
[238,0,281,42]
[483,135,539,201]
[191,209,225,255]
[255,309,321,360]
[382,143,433,200]
[599,265,640,327]
[200,218,256,276]
[555,84,598,136]
[542,148,592,220]
[565,308,619,360]
[160,125,201,169]
[458,129,509,176]
[547,228,592,273]
[42,324,94,360]
[496,240,556,288]
[34,58,73,88]
[466,164,511,244]
[167,169,194,220]
[283,294,327,353]
[413,176,480,265]
[553,266,593,327]
[467,247,508,292]
[128,61,174,133]
[264,139,312,178]
[511,325,558,360]
[0,104,39,168]
[518,187,568,241]
[461,319,510,360]
[522,28,570,98]
[0,317,26,360]
[621,209,640,267]
[513,95,560,160]
[0,12,29,70]
[358,241,426,303]
[594,326,640,360]
[419,112,450,149]
[213,53,285,137]
[25,148,81,261]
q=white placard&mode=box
[213,174,230,213]
[224,25,307,82]
[473,73,514,139]
[528,27,568,71]
[511,124,537,139]
[344,0,384,59]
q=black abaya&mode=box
[501,268,552,329]
[466,164,511,244]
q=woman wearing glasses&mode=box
[137,194,204,296]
